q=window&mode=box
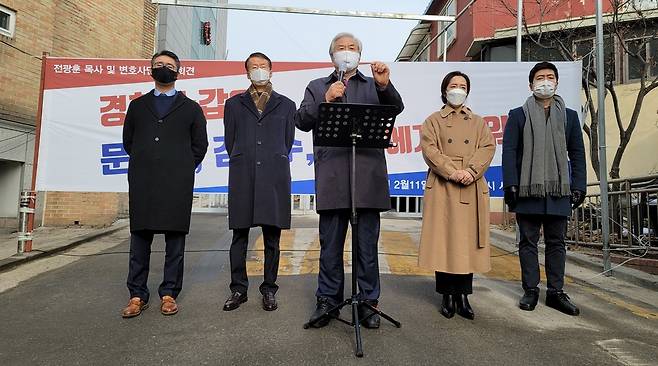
[0,4,16,38]
[436,0,456,59]
[573,37,617,82]
[625,37,658,82]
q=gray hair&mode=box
[328,32,362,56]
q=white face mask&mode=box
[533,80,556,99]
[446,88,468,107]
[332,50,360,72]
[249,68,270,86]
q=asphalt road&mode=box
[0,213,656,366]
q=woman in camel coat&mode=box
[418,71,496,320]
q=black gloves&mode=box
[571,189,586,209]
[504,185,519,210]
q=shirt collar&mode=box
[439,104,473,119]
[153,88,177,97]
[323,69,368,84]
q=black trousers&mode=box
[229,225,281,295]
[517,214,568,293]
[126,230,186,303]
[435,272,473,295]
[316,209,381,305]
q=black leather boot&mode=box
[455,294,475,320]
[440,294,455,319]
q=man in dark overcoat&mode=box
[502,62,586,316]
[295,33,404,328]
[222,52,296,312]
[121,50,208,318]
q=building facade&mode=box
[156,0,228,60]
[0,0,157,229]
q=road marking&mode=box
[596,339,657,366]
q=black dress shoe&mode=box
[546,291,580,316]
[358,300,380,329]
[519,288,539,311]
[262,292,277,311]
[440,294,456,319]
[223,291,247,311]
[309,297,339,328]
[455,294,475,320]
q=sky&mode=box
[225,0,430,62]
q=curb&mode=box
[489,229,658,291]
[0,221,130,273]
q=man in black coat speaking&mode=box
[121,50,208,318]
[222,52,296,312]
[296,33,404,329]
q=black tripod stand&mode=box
[303,102,401,357]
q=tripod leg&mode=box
[352,299,364,357]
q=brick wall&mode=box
[1,0,157,228]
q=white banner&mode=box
[36,58,582,197]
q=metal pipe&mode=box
[443,32,447,62]
[152,0,455,22]
[595,0,611,275]
[516,0,523,61]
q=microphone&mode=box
[337,62,347,102]
[337,62,347,84]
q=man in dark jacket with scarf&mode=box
[296,33,404,329]
[502,62,586,316]
[121,50,208,318]
[222,52,296,312]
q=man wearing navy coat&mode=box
[502,62,586,316]
[296,33,404,329]
[222,52,296,312]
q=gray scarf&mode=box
[519,95,571,198]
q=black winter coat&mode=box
[123,91,209,233]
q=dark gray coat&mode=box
[123,91,209,233]
[502,106,586,217]
[295,70,404,212]
[224,91,296,229]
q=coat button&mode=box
[154,137,160,142]
[448,138,452,143]
[257,123,262,126]
[256,161,261,166]
[158,119,163,123]
[257,141,262,145]
[464,139,469,144]
[463,116,469,120]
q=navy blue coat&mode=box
[502,106,586,217]
[295,70,404,211]
[224,90,296,229]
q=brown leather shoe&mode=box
[160,295,178,315]
[122,297,148,318]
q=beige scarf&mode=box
[248,82,273,114]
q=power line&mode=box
[0,135,34,155]
[0,132,28,144]
[0,40,42,60]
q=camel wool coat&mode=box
[418,105,496,274]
